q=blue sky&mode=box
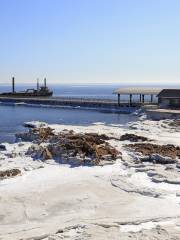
[0,0,180,84]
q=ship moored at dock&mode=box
[0,77,53,97]
[0,86,163,112]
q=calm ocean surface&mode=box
[0,84,139,143]
[0,83,179,143]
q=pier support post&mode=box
[151,94,153,103]
[142,94,145,103]
[44,78,47,88]
[129,94,132,106]
[140,94,142,103]
[12,77,15,93]
[118,94,120,106]
[37,78,40,90]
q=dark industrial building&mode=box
[157,89,180,108]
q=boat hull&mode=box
[0,92,53,98]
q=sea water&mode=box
[0,103,138,143]
[1,83,177,143]
[0,83,140,143]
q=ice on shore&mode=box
[0,117,180,239]
[23,121,48,128]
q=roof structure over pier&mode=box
[113,87,163,106]
[114,87,162,95]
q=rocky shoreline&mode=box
[19,127,121,166]
[0,117,180,239]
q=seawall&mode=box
[0,96,141,113]
[146,109,180,120]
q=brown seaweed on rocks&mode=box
[25,127,121,166]
[16,127,55,142]
[126,143,180,164]
[0,169,21,180]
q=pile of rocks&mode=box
[168,119,180,128]
[0,169,21,180]
[126,143,180,164]
[25,128,121,166]
[0,144,6,151]
[16,127,55,142]
[120,133,149,142]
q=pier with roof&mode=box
[113,87,163,106]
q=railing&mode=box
[0,95,159,107]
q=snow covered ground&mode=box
[0,117,180,239]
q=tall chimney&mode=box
[12,77,15,93]
[44,78,47,88]
[37,78,40,90]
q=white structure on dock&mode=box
[114,87,162,106]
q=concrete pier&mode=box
[146,108,180,120]
[0,96,141,111]
[114,87,162,106]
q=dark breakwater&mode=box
[0,96,141,113]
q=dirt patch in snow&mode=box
[126,143,180,160]
[0,169,21,180]
[120,133,149,142]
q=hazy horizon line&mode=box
[0,82,180,86]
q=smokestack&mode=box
[37,78,39,90]
[44,78,47,88]
[12,77,15,93]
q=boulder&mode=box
[147,154,176,164]
[168,120,180,128]
[176,163,180,169]
[26,144,44,159]
[120,133,148,142]
[42,147,53,160]
[23,121,47,128]
[16,127,55,142]
[0,144,6,151]
[16,131,39,142]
